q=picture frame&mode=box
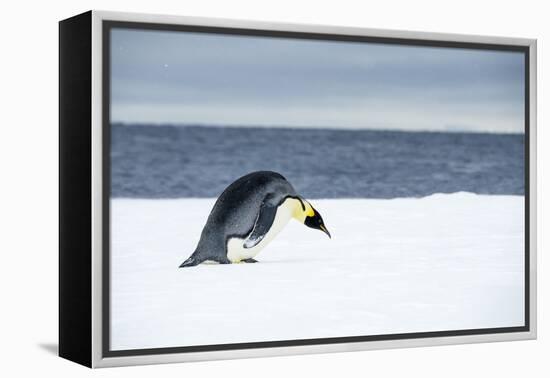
[59,10,537,368]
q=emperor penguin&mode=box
[179,171,330,267]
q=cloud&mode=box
[110,28,525,133]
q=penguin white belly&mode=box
[226,199,296,263]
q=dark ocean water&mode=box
[110,124,525,199]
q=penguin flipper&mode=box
[244,200,277,249]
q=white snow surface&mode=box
[110,193,525,351]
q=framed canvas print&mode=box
[59,10,537,368]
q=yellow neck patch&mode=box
[288,197,314,222]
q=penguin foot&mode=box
[242,258,258,263]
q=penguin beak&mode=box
[319,224,331,239]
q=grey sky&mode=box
[110,28,525,133]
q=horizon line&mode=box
[110,121,525,136]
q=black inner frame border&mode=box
[102,20,531,358]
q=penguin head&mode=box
[301,202,331,238]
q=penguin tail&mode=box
[179,256,198,268]
[179,255,200,268]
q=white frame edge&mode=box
[90,10,537,368]
[91,10,104,369]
